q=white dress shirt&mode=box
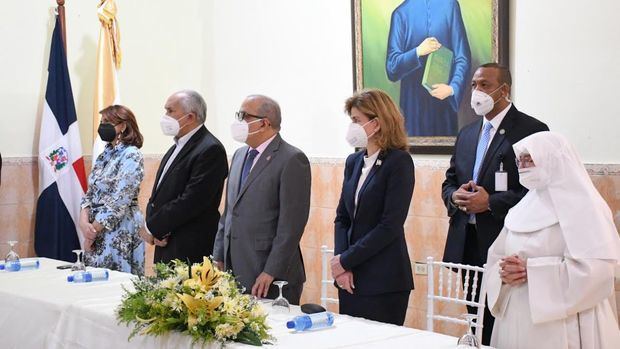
[468,103,512,223]
[354,150,380,210]
[146,124,202,237]
[156,124,202,189]
[480,102,512,151]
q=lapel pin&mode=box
[266,155,271,161]
[499,129,505,135]
[376,159,382,167]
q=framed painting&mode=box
[352,0,509,154]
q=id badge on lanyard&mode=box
[495,162,507,191]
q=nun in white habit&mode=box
[484,131,620,349]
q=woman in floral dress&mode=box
[79,105,145,275]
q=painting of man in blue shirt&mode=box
[386,0,471,137]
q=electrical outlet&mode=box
[414,262,428,275]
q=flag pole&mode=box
[56,0,67,52]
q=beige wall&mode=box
[2,157,619,336]
[0,0,209,157]
[2,0,620,163]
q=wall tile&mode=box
[0,162,37,205]
[3,158,620,335]
[411,166,448,218]
[310,164,344,209]
[301,207,336,250]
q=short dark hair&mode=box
[479,63,512,87]
[100,105,144,148]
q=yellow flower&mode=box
[183,278,203,291]
[190,257,220,291]
[214,321,244,340]
[251,303,266,318]
[174,265,189,278]
[177,293,224,328]
[159,277,178,289]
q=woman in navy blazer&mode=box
[331,89,415,325]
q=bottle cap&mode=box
[286,321,295,329]
[6,261,21,272]
[67,275,74,282]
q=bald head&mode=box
[245,94,281,130]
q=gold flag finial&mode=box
[97,0,121,69]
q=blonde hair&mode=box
[344,89,408,151]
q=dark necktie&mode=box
[239,148,259,188]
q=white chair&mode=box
[320,245,339,308]
[426,256,487,344]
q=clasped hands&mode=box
[138,225,168,247]
[452,181,490,214]
[78,209,103,252]
[330,255,355,294]
[499,254,527,285]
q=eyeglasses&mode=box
[515,157,535,168]
[235,111,267,121]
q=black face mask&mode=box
[98,123,117,142]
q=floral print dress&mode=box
[81,143,145,275]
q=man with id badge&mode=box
[441,63,548,344]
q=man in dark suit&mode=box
[140,90,228,264]
[442,63,549,344]
[213,95,311,305]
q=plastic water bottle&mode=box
[286,312,335,331]
[3,259,40,272]
[67,269,110,283]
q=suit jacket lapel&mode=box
[478,111,515,181]
[354,151,384,217]
[465,120,482,181]
[155,126,206,196]
[228,146,248,202]
[152,145,176,198]
[233,134,282,207]
[345,153,365,217]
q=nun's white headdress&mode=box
[505,131,620,261]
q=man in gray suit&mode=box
[214,94,311,304]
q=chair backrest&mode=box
[426,256,486,344]
[320,245,339,308]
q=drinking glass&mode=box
[71,249,85,271]
[5,240,19,263]
[271,280,290,313]
[456,313,480,348]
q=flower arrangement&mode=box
[116,257,272,346]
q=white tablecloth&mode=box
[0,258,473,348]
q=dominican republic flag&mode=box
[34,15,88,262]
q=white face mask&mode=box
[470,85,504,116]
[230,119,263,143]
[518,166,550,190]
[160,114,189,136]
[346,119,375,148]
